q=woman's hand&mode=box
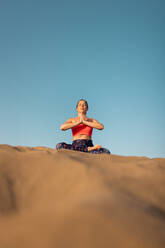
[79,114,85,124]
[79,115,83,124]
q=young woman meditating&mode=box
[56,99,110,154]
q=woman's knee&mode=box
[56,142,67,150]
[89,148,111,154]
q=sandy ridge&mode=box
[0,145,165,248]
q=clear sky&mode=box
[0,0,165,158]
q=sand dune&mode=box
[0,145,165,248]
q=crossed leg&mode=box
[88,144,102,152]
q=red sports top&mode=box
[72,124,93,137]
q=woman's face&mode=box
[76,100,88,114]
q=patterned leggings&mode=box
[56,139,110,154]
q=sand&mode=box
[0,144,165,248]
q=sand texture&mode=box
[0,145,165,248]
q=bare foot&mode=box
[88,144,102,152]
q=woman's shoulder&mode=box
[87,117,100,123]
[87,117,94,122]
[65,117,74,123]
[66,116,95,122]
[66,117,78,123]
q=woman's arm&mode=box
[83,118,104,130]
[60,118,81,131]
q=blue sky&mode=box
[0,0,165,158]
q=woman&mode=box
[56,99,110,154]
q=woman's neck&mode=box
[78,113,87,117]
